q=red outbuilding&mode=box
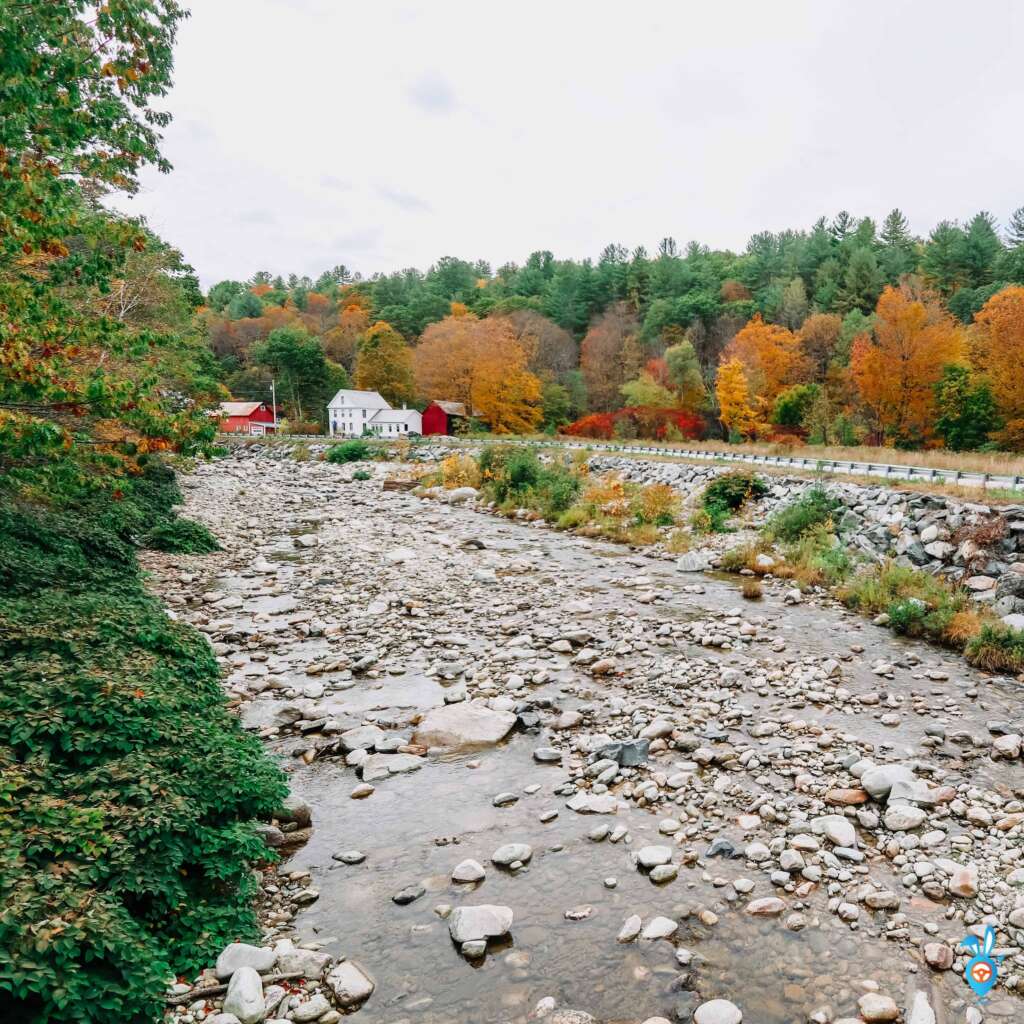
[422,400,468,436]
[214,401,278,435]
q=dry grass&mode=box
[439,453,481,489]
[665,528,692,554]
[741,579,763,600]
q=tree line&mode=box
[204,208,1024,449]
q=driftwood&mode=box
[382,478,419,491]
[165,971,305,1006]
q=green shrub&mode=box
[887,597,929,635]
[695,472,767,533]
[326,439,371,463]
[703,471,768,511]
[143,516,220,553]
[479,448,581,519]
[965,624,1024,673]
[765,486,841,542]
[353,468,371,481]
[0,461,287,1024]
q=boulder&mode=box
[412,703,515,750]
[221,967,264,1024]
[215,943,276,980]
[325,961,375,1008]
[448,904,513,944]
[693,1000,743,1024]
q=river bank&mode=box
[151,451,1024,1024]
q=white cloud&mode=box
[110,0,1024,287]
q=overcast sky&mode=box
[112,0,1023,288]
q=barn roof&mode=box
[430,400,467,416]
[218,401,264,416]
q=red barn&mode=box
[422,400,468,436]
[215,401,278,435]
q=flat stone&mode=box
[617,914,642,942]
[636,845,673,869]
[491,843,533,867]
[360,752,422,782]
[884,803,927,831]
[640,916,678,940]
[448,904,513,943]
[412,702,516,750]
[566,792,619,814]
[291,994,331,1022]
[818,814,857,848]
[745,897,786,917]
[215,943,277,980]
[693,999,743,1024]
[452,859,486,883]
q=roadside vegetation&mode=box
[692,472,768,533]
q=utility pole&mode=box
[271,379,278,432]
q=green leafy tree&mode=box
[252,326,344,424]
[933,365,1002,450]
[957,211,1004,289]
[836,247,884,314]
[541,379,572,430]
[227,289,263,319]
[922,220,966,295]
[664,340,707,409]
[772,383,821,426]
[207,279,245,311]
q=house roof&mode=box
[430,400,468,416]
[328,389,390,409]
[370,408,422,423]
[218,401,264,416]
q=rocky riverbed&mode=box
[151,452,1024,1024]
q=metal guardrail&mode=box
[220,433,1024,491]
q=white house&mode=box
[327,389,422,438]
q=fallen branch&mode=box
[165,971,306,1006]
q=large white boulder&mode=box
[413,702,516,750]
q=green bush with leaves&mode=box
[694,471,767,533]
[143,516,220,553]
[0,467,287,1023]
[765,485,842,542]
[326,439,371,463]
[478,447,581,519]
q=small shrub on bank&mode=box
[765,486,842,542]
[326,439,371,463]
[965,624,1024,672]
[480,448,582,519]
[440,454,480,489]
[143,516,220,554]
[292,443,311,462]
[741,579,763,599]
[353,468,372,481]
[695,472,767,533]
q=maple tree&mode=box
[414,314,542,433]
[850,283,966,442]
[970,286,1024,425]
[721,315,808,419]
[354,321,415,406]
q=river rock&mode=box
[448,904,514,944]
[491,843,533,867]
[221,966,264,1024]
[693,999,743,1024]
[215,943,277,980]
[412,703,516,750]
[326,960,375,1008]
[857,992,899,1021]
[452,858,486,883]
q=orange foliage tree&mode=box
[970,286,1024,424]
[715,358,758,439]
[414,314,542,433]
[721,314,808,422]
[850,283,966,442]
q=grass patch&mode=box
[552,473,683,545]
[353,468,371,481]
[965,624,1024,672]
[741,579,763,600]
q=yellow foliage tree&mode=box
[715,358,758,439]
[354,321,415,406]
[722,314,808,417]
